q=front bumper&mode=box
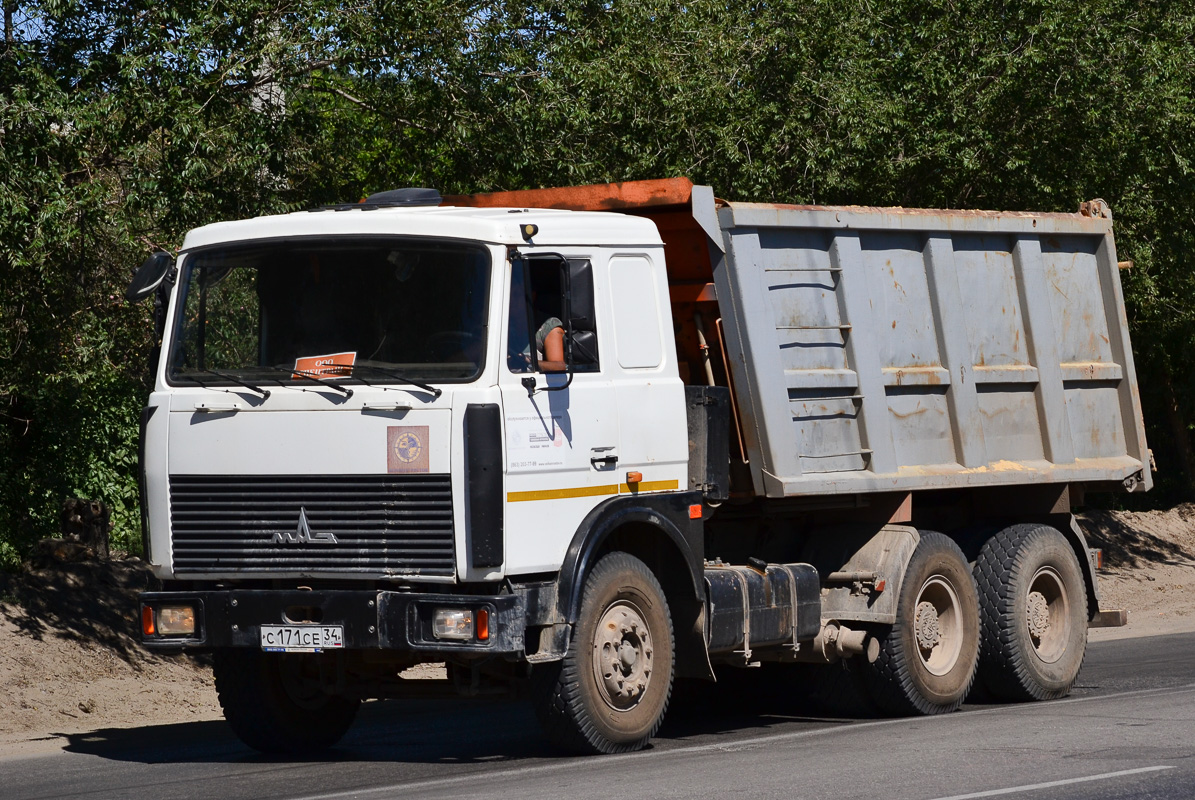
[140,589,526,655]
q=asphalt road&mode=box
[4,631,1194,800]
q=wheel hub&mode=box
[1027,590,1051,641]
[913,575,964,677]
[915,600,942,652]
[619,640,638,669]
[592,601,654,711]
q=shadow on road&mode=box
[59,697,553,765]
[58,675,860,766]
[59,718,240,763]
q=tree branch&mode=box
[311,85,431,133]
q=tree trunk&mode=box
[60,498,111,560]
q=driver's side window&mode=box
[506,256,599,373]
[507,257,562,373]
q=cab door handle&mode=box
[590,447,618,469]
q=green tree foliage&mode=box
[0,1,325,560]
[2,0,1194,565]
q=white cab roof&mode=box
[180,204,663,251]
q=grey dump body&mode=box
[706,199,1150,498]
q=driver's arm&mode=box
[539,326,566,372]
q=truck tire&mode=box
[974,524,1088,701]
[865,531,980,715]
[531,551,675,754]
[213,648,360,753]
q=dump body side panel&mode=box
[712,202,1150,497]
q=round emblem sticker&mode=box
[393,431,422,463]
[387,425,429,473]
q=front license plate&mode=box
[260,625,344,653]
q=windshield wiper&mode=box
[351,364,442,399]
[175,369,271,399]
[254,365,354,398]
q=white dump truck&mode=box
[130,178,1148,754]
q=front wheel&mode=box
[531,551,675,754]
[974,524,1088,701]
[864,531,980,715]
[213,649,361,754]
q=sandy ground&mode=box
[0,614,221,751]
[0,558,223,757]
[1080,504,1195,641]
[0,504,1191,757]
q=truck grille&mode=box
[169,475,455,577]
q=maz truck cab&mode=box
[133,187,699,755]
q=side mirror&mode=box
[125,252,175,303]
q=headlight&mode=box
[432,609,473,640]
[156,605,196,636]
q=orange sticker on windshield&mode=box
[294,351,356,378]
[388,426,429,474]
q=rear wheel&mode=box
[974,524,1088,701]
[531,551,675,754]
[865,531,980,715]
[213,648,360,753]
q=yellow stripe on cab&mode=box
[507,479,679,503]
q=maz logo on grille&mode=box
[271,507,339,545]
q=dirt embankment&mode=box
[1079,504,1195,639]
[0,559,222,754]
[0,505,1192,754]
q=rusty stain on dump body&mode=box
[890,404,930,420]
[444,177,697,211]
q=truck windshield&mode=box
[167,238,491,386]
